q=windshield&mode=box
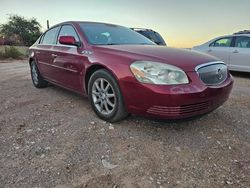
[79,23,155,45]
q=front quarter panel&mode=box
[85,49,138,110]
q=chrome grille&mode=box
[196,62,228,85]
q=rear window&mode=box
[235,36,250,48]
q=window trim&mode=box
[39,33,45,44]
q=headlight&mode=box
[130,61,189,85]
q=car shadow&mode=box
[230,71,250,78]
[124,112,208,130]
[47,83,88,102]
[130,114,204,124]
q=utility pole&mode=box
[47,20,50,29]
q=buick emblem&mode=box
[217,68,223,80]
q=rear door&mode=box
[35,26,60,79]
[52,24,84,92]
[207,37,233,65]
[229,36,250,72]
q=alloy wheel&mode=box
[91,78,116,115]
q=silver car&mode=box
[193,31,250,73]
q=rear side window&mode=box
[41,26,60,45]
[58,25,80,43]
[210,37,232,47]
[235,36,250,48]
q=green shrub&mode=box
[0,46,23,59]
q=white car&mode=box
[193,31,250,72]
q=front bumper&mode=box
[120,72,233,119]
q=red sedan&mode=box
[29,21,233,122]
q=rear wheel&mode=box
[88,69,128,122]
[30,61,48,88]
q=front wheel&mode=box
[88,69,128,122]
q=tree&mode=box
[0,15,42,46]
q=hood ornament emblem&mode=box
[217,68,223,80]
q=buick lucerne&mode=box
[29,22,233,122]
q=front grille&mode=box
[196,62,228,85]
[147,101,210,116]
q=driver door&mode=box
[52,25,84,92]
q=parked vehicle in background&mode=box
[29,21,233,122]
[131,28,166,45]
[193,31,250,73]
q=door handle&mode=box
[207,49,212,52]
[51,54,58,58]
[232,50,239,53]
[35,51,41,54]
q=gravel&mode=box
[0,60,249,188]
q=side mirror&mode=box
[59,36,80,47]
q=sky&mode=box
[1,0,249,48]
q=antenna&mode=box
[47,20,50,29]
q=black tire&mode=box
[30,61,48,88]
[88,69,128,122]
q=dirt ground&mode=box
[0,60,249,188]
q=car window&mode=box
[41,26,60,45]
[138,31,166,45]
[235,36,250,48]
[210,37,232,47]
[57,25,80,43]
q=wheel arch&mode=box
[84,63,120,95]
[29,58,34,66]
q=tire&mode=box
[88,69,128,122]
[30,61,48,88]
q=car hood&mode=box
[93,45,219,72]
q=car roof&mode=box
[51,21,122,28]
[212,34,250,40]
[232,34,250,37]
[234,30,250,35]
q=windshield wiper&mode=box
[137,43,155,45]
